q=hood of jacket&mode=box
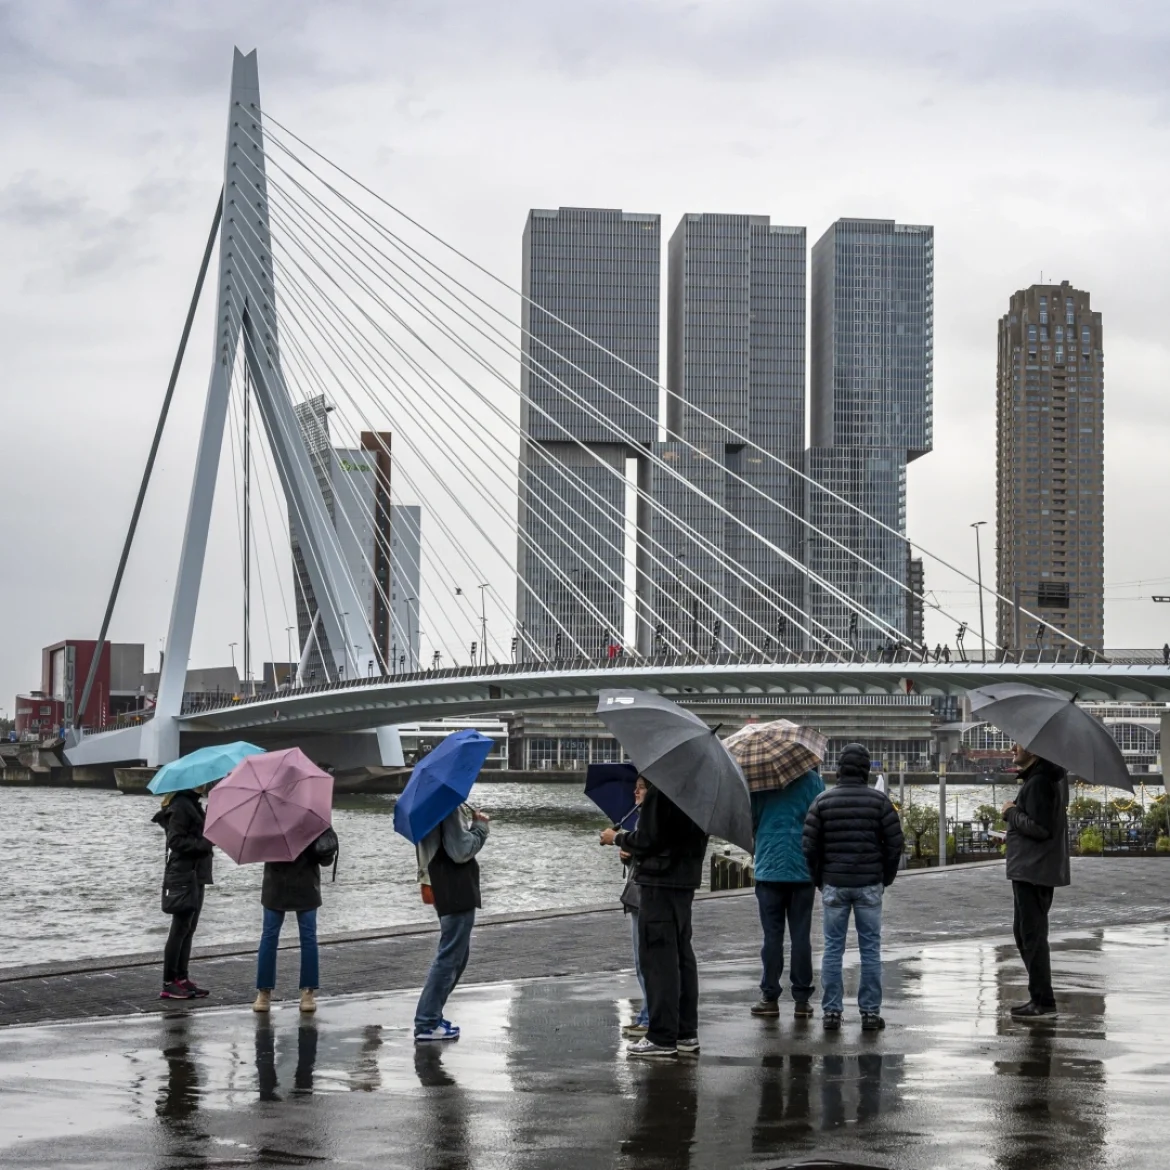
[835,742,872,785]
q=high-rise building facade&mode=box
[516,207,660,657]
[805,218,934,652]
[995,282,1104,650]
[642,213,806,654]
[292,396,420,679]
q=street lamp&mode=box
[228,642,238,674]
[406,598,417,671]
[285,626,295,684]
[477,583,490,667]
[971,521,988,664]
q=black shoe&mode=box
[794,1000,814,1020]
[180,979,210,999]
[159,981,196,1000]
[750,998,780,1017]
[1013,1001,1057,1019]
[861,1013,886,1031]
[1010,1000,1035,1017]
[823,1011,842,1031]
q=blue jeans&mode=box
[630,911,649,1026]
[820,883,884,1015]
[257,908,319,990]
[415,910,475,1034]
[755,880,815,1002]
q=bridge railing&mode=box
[175,647,1168,718]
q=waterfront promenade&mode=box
[2,859,1169,1168]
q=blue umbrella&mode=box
[393,729,494,844]
[584,762,640,829]
[148,741,266,795]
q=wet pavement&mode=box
[6,859,1170,1029]
[3,919,1170,1168]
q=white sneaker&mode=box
[415,1020,460,1043]
[627,1037,677,1060]
[676,1037,700,1056]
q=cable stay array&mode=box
[205,101,1092,690]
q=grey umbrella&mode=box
[595,689,753,851]
[967,682,1133,793]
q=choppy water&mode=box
[1,779,1159,968]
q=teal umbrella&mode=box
[148,742,266,795]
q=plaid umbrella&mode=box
[724,720,827,793]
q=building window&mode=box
[1066,298,1075,325]
[1039,296,1048,325]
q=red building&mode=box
[14,641,146,738]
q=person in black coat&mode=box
[152,788,215,1000]
[802,743,904,1032]
[253,837,334,1015]
[1002,745,1070,1019]
[602,782,709,1059]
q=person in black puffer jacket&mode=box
[802,743,903,1032]
[152,788,215,1000]
[602,782,709,1058]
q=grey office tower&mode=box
[805,218,934,653]
[516,207,660,658]
[642,213,807,655]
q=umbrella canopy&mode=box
[968,682,1134,793]
[204,747,334,863]
[723,720,827,793]
[393,729,494,845]
[595,689,753,852]
[584,762,640,829]
[148,741,265,795]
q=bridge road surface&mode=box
[1,859,1169,1168]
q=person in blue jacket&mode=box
[749,768,825,1019]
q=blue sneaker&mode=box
[415,1021,460,1043]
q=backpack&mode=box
[313,827,340,881]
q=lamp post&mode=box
[971,521,988,664]
[228,642,237,675]
[477,583,490,667]
[285,626,295,685]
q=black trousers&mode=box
[164,884,205,984]
[638,885,698,1048]
[1012,880,1055,1006]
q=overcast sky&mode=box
[3,0,1170,708]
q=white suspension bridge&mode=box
[64,48,1170,770]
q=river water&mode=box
[1,780,1157,968]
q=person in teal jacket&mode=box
[750,768,825,1019]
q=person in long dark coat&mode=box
[1002,744,1070,1019]
[152,788,215,1000]
[252,842,329,1015]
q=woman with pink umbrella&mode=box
[205,748,338,1013]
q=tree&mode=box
[902,805,939,860]
[1068,796,1103,822]
[974,803,1005,830]
[1108,797,1139,821]
[1143,796,1170,836]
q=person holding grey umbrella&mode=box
[1002,743,1069,1019]
[601,780,708,1059]
[968,682,1130,1019]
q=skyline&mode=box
[3,1,1170,708]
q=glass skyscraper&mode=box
[805,218,934,652]
[516,207,660,657]
[642,214,806,654]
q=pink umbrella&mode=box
[204,747,333,864]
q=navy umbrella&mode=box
[584,762,640,829]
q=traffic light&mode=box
[470,641,478,662]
